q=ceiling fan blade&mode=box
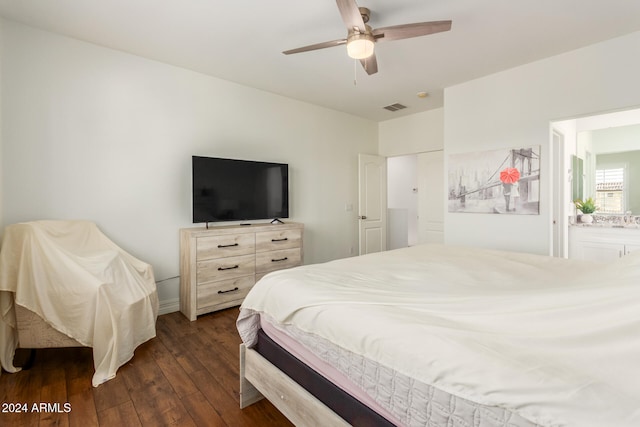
[336,0,366,32]
[360,53,378,75]
[283,39,347,55]
[373,20,452,42]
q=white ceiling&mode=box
[1,0,640,122]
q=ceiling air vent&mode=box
[383,103,407,112]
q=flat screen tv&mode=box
[192,156,289,224]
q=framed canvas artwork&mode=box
[448,146,540,215]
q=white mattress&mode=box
[260,314,539,427]
[238,244,640,427]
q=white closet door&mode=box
[418,151,444,244]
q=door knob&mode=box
[358,215,367,220]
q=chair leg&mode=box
[22,349,36,370]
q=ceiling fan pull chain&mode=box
[354,58,358,86]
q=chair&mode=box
[0,220,158,386]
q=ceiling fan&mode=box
[283,0,452,75]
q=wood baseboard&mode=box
[158,297,180,315]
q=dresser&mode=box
[180,222,303,321]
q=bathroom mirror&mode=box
[576,124,640,214]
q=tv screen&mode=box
[192,156,289,223]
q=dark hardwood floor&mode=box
[0,307,293,426]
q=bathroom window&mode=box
[595,167,625,213]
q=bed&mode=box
[237,244,640,427]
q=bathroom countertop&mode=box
[571,222,640,229]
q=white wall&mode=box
[379,108,443,156]
[0,21,378,308]
[444,30,640,255]
[0,18,3,238]
[590,124,640,154]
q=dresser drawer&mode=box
[256,228,302,252]
[197,233,255,260]
[197,254,255,283]
[197,275,255,312]
[256,248,301,275]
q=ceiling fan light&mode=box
[347,35,375,59]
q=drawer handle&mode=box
[218,287,239,294]
[272,238,288,242]
[218,243,239,248]
[272,257,288,263]
[218,265,239,271]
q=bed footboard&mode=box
[239,344,264,408]
[239,344,349,426]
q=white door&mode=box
[358,154,387,255]
[417,150,445,244]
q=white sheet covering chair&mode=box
[0,220,159,386]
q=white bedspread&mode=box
[0,220,158,386]
[237,244,640,427]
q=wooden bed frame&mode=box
[239,344,350,426]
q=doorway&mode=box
[387,155,418,249]
[551,106,640,258]
[386,151,445,250]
